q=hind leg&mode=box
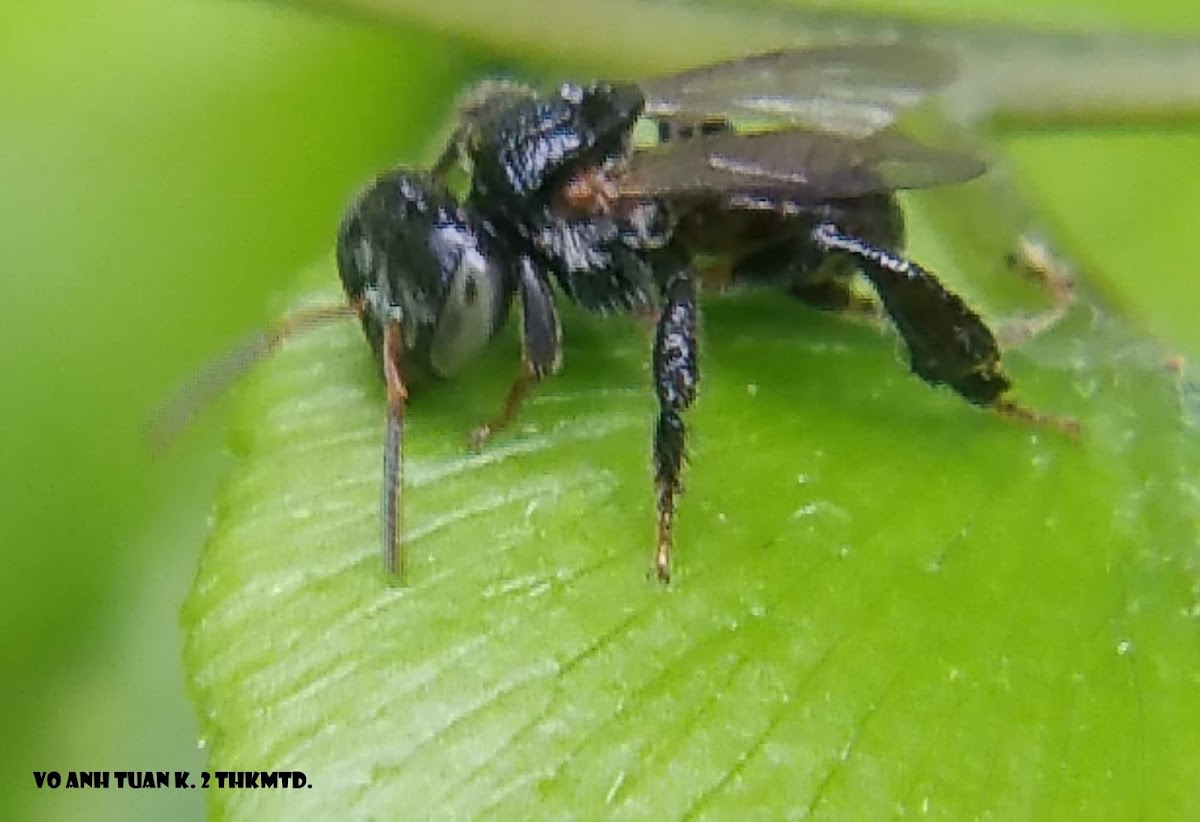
[810,221,1079,439]
[995,234,1077,349]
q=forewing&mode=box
[619,128,986,202]
[639,43,957,138]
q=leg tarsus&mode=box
[653,411,686,583]
[468,365,535,451]
[381,317,408,578]
[996,398,1081,441]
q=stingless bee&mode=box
[157,43,1076,582]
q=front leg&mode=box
[381,314,409,577]
[651,250,700,582]
[470,255,562,450]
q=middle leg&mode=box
[469,255,562,450]
[650,247,700,583]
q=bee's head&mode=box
[336,170,513,381]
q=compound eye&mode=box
[430,236,505,376]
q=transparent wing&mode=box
[618,128,986,202]
[639,43,958,138]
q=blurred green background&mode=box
[2,0,1198,819]
[1,2,484,819]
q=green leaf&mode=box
[185,242,1200,816]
